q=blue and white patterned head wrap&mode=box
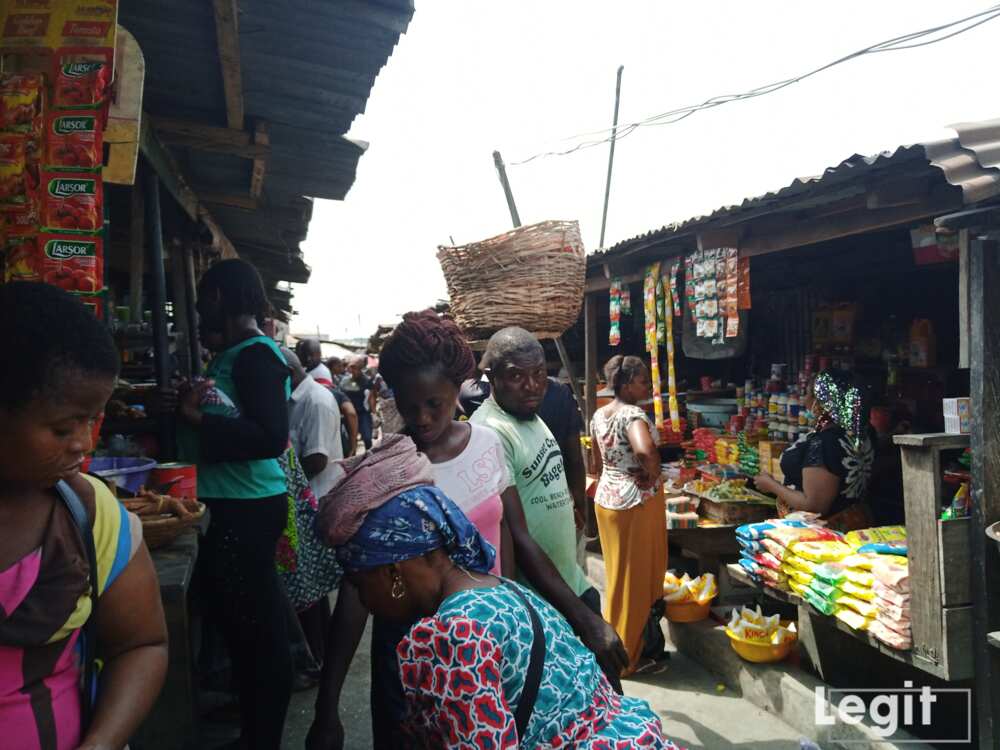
[334,485,496,574]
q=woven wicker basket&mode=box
[437,220,586,341]
[142,503,206,550]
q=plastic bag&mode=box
[789,539,853,563]
[812,562,847,585]
[871,555,909,593]
[845,526,906,549]
[839,579,876,602]
[835,594,878,619]
[834,606,874,631]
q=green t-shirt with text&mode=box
[471,396,590,596]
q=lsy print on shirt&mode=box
[454,443,506,497]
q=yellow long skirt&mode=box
[595,488,668,674]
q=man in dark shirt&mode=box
[340,356,375,450]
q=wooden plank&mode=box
[139,119,199,221]
[212,0,244,130]
[128,176,145,322]
[969,237,1000,747]
[899,444,945,667]
[940,518,973,607]
[941,605,974,682]
[739,192,964,258]
[105,26,144,185]
[959,228,970,369]
[725,563,802,606]
[893,433,970,449]
[151,116,254,151]
[584,269,644,293]
[250,120,269,199]
[197,191,258,210]
[584,293,597,426]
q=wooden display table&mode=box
[132,529,200,750]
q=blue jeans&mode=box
[358,411,373,451]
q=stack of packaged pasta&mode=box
[735,519,840,593]
[868,555,911,650]
[804,553,881,632]
[780,538,853,598]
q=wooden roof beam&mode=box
[212,0,245,130]
[150,116,267,159]
[251,120,269,199]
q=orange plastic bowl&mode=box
[665,599,712,623]
[725,619,797,663]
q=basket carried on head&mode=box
[437,220,586,341]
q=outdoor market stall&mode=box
[578,124,1000,714]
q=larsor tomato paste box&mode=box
[53,62,110,109]
[0,73,43,133]
[3,233,41,283]
[41,170,102,233]
[2,201,40,236]
[46,110,102,170]
[37,233,103,292]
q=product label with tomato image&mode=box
[46,110,102,170]
[54,61,110,109]
[42,170,102,233]
[39,233,103,292]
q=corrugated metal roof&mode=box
[597,119,1000,260]
[119,0,413,300]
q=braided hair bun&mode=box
[604,355,646,396]
[378,309,476,390]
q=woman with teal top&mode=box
[177,259,292,749]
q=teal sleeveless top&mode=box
[179,335,290,499]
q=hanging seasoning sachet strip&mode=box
[644,262,664,429]
[621,281,631,315]
[609,279,621,346]
[665,281,681,433]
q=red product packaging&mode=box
[45,109,103,170]
[0,134,29,204]
[0,73,43,133]
[36,232,104,292]
[41,170,102,233]
[3,233,42,283]
[2,201,40,235]
[53,62,111,109]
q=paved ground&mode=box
[277,613,809,750]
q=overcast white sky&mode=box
[291,1,999,338]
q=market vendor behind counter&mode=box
[754,369,876,531]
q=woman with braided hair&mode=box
[309,311,629,749]
[591,355,669,675]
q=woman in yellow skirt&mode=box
[590,355,668,675]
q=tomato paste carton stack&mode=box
[1,60,109,315]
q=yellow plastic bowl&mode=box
[725,620,797,663]
[665,599,712,623]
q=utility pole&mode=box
[599,65,624,250]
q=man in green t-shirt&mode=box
[471,327,627,686]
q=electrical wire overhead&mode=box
[510,4,1000,166]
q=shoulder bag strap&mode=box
[55,480,99,731]
[504,582,546,741]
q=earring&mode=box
[391,575,406,600]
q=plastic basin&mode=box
[665,599,712,623]
[725,619,797,663]
[88,456,157,494]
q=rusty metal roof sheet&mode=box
[597,118,1000,260]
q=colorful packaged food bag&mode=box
[843,567,875,589]
[45,110,103,170]
[812,562,847,586]
[789,539,853,563]
[872,581,910,607]
[841,553,881,571]
[805,587,838,615]
[761,537,791,561]
[834,594,878,620]
[839,579,876,602]
[780,564,813,587]
[844,526,906,549]
[735,518,807,541]
[877,601,911,624]
[0,134,30,204]
[53,62,111,109]
[763,525,840,548]
[834,606,874,632]
[869,619,912,650]
[871,555,909,593]
[3,233,41,283]
[807,577,838,601]
[788,578,810,597]
[782,553,815,575]
[0,73,43,133]
[36,232,103,292]
[41,170,102,233]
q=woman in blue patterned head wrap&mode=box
[318,474,678,748]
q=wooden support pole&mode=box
[128,173,145,322]
[169,242,192,378]
[144,169,175,460]
[553,336,583,413]
[969,237,1000,749]
[183,246,202,377]
[584,293,598,427]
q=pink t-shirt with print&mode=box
[431,423,512,576]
